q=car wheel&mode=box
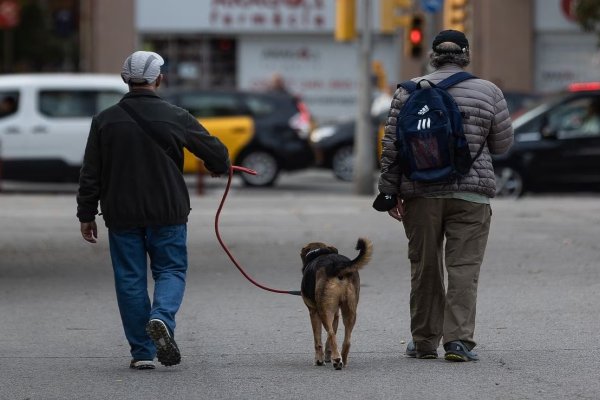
[495,167,524,198]
[238,149,280,187]
[332,145,354,182]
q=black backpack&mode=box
[396,72,484,182]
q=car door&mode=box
[0,88,25,161]
[540,94,600,185]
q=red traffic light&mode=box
[406,14,425,58]
[409,28,422,45]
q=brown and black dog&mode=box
[300,238,373,370]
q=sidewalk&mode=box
[1,190,599,399]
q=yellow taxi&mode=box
[165,89,314,187]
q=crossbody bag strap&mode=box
[117,101,183,172]
[117,101,171,152]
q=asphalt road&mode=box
[1,170,599,399]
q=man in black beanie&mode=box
[375,30,513,361]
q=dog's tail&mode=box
[345,238,373,273]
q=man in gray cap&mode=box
[77,50,230,370]
[375,30,513,362]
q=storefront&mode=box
[534,0,600,93]
[136,0,399,122]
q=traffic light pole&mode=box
[353,0,375,195]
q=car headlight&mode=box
[310,126,337,143]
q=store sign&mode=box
[136,0,333,33]
[0,0,20,29]
[209,0,329,31]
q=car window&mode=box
[39,90,123,118]
[178,93,241,118]
[547,96,600,139]
[0,91,19,119]
[244,95,276,117]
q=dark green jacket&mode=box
[77,90,230,229]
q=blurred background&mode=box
[1,0,600,196]
[2,0,598,117]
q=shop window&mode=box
[142,35,237,89]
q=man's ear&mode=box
[155,74,163,88]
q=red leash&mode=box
[214,165,301,296]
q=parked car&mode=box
[0,74,128,182]
[494,82,600,197]
[310,112,386,181]
[163,89,314,186]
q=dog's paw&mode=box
[333,358,343,370]
[324,350,332,363]
[315,360,324,366]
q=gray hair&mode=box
[430,42,470,69]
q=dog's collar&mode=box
[305,248,335,264]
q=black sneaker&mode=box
[129,359,155,370]
[405,340,438,359]
[146,319,181,367]
[444,340,479,362]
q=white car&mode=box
[0,74,127,182]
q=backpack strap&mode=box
[398,80,418,94]
[436,72,476,90]
[399,72,475,93]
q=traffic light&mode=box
[380,0,412,34]
[444,0,469,32]
[335,0,356,41]
[405,14,424,58]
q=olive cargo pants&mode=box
[402,197,491,353]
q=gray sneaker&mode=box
[146,319,181,366]
[443,340,479,362]
[406,340,438,359]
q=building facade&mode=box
[83,0,600,121]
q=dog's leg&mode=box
[309,309,325,366]
[321,309,343,370]
[340,302,357,367]
[324,310,339,363]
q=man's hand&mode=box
[388,198,406,222]
[80,221,98,243]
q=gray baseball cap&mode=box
[121,51,164,84]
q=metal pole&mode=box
[353,0,375,195]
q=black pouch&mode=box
[372,192,397,212]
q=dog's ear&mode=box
[300,244,314,265]
[327,245,338,254]
[301,242,328,265]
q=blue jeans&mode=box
[108,224,187,360]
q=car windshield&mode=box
[512,92,565,130]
